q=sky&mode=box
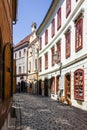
[13,0,52,45]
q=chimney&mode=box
[31,22,37,32]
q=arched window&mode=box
[74,69,84,100]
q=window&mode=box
[23,66,25,73]
[66,0,71,18]
[39,37,42,50]
[28,62,31,72]
[74,69,84,100]
[51,18,55,37]
[51,47,55,66]
[35,59,37,71]
[75,17,83,52]
[45,53,48,69]
[57,8,61,30]
[45,29,48,45]
[65,30,71,58]
[39,57,42,72]
[19,51,21,58]
[24,49,26,55]
[19,66,21,74]
[56,42,61,63]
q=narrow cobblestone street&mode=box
[12,93,87,130]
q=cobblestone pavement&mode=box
[12,93,87,130]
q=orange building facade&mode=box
[0,0,17,129]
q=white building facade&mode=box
[14,36,30,85]
[37,0,87,110]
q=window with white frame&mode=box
[45,29,48,45]
[66,0,71,18]
[75,15,83,52]
[39,57,42,72]
[51,18,55,38]
[45,52,48,69]
[65,30,71,58]
[51,46,55,66]
[19,66,21,74]
[56,41,61,63]
[19,51,21,58]
[57,7,61,30]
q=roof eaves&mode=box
[36,0,59,35]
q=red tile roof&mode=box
[14,34,31,48]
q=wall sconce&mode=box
[53,52,62,76]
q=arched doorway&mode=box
[38,80,42,95]
[2,43,12,99]
[44,78,48,96]
[0,29,2,99]
[65,73,72,105]
[51,77,55,94]
[56,76,59,95]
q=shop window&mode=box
[65,30,71,58]
[66,0,71,18]
[57,8,61,30]
[45,29,48,45]
[45,53,48,69]
[51,47,55,66]
[74,69,84,100]
[56,42,61,63]
[75,17,83,52]
[51,18,55,37]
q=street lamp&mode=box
[54,52,63,100]
[53,52,62,76]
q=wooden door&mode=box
[3,43,12,99]
[56,76,59,94]
[65,73,72,105]
[51,77,55,94]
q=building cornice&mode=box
[14,42,28,52]
[39,53,87,77]
[36,0,59,35]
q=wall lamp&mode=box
[53,52,62,76]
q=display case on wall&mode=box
[74,69,84,100]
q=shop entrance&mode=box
[44,79,48,96]
[65,73,72,105]
[39,80,42,95]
